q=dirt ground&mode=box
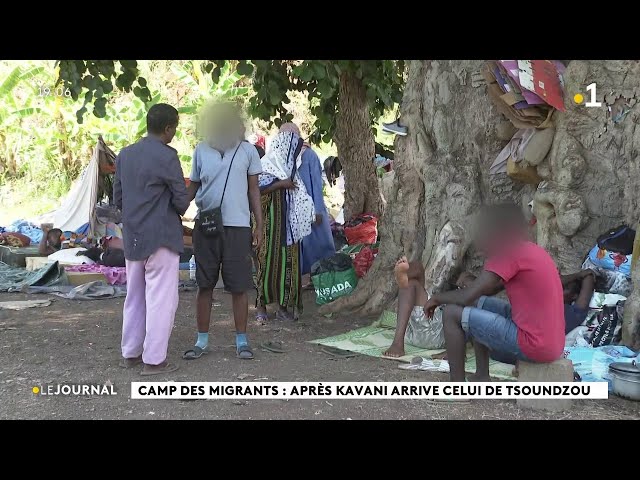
[0,289,637,420]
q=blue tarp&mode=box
[565,345,637,390]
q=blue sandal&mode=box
[182,346,208,360]
[237,344,254,360]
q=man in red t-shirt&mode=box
[424,203,565,383]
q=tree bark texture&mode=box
[334,71,384,220]
[322,60,640,349]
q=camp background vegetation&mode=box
[0,60,396,225]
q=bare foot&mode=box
[467,373,491,382]
[394,256,410,289]
[383,343,405,358]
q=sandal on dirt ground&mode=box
[260,341,286,353]
[182,346,208,360]
[119,355,143,369]
[237,344,254,360]
[140,362,180,376]
[276,309,296,321]
[255,312,269,324]
[321,346,357,358]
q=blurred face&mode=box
[204,105,243,151]
[473,215,493,255]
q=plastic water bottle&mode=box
[189,255,196,281]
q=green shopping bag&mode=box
[312,267,358,305]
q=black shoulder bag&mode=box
[199,143,242,237]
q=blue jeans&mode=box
[461,296,531,365]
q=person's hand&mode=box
[40,224,50,233]
[396,256,408,267]
[280,179,296,190]
[423,296,441,319]
[252,229,262,250]
[456,272,476,289]
[315,214,323,226]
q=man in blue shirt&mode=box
[114,103,189,376]
[183,103,263,360]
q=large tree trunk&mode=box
[323,60,640,350]
[334,71,384,220]
[323,60,525,314]
[538,61,640,349]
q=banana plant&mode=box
[171,60,249,116]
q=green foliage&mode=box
[246,60,405,144]
[57,60,152,123]
[1,60,251,222]
[58,59,405,147]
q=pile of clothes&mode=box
[566,225,635,349]
[0,220,43,247]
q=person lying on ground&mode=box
[38,225,63,255]
[383,260,475,358]
[561,269,596,334]
[423,203,565,385]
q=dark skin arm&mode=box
[38,226,55,255]
[38,236,54,255]
[560,270,592,286]
[424,270,504,318]
[187,181,200,203]
[574,272,596,311]
[260,179,296,196]
[248,174,263,250]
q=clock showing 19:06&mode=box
[38,85,71,98]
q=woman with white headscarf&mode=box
[254,129,314,322]
[280,123,335,279]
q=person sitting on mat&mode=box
[383,259,475,358]
[423,203,565,384]
[560,269,596,334]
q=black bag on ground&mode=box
[333,230,348,251]
[200,143,241,238]
[596,225,636,255]
[589,305,620,347]
[311,253,353,277]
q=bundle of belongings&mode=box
[311,253,358,305]
[344,214,378,246]
[337,214,380,278]
[485,60,566,184]
[339,243,379,278]
[565,225,635,349]
[583,225,634,297]
[374,154,392,178]
[0,220,44,246]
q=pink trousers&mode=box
[121,247,179,365]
